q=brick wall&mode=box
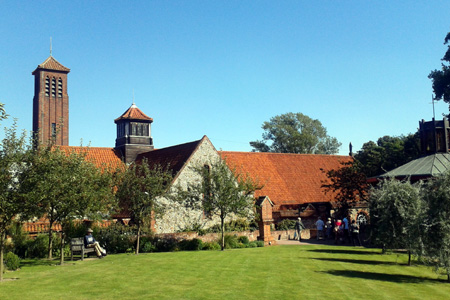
[33,69,69,146]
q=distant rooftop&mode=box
[375,153,450,181]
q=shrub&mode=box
[178,238,203,251]
[249,219,259,232]
[4,252,20,271]
[96,223,135,254]
[225,219,250,232]
[202,241,221,251]
[222,234,239,249]
[141,241,156,253]
[248,241,257,248]
[153,236,179,252]
[255,241,265,247]
[275,219,296,231]
[27,234,49,258]
[178,223,207,236]
[7,221,30,258]
[207,219,252,233]
[238,236,250,245]
[139,236,156,253]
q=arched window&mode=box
[51,78,56,97]
[57,78,63,98]
[45,77,50,96]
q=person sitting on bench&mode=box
[84,228,107,258]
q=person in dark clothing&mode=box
[84,228,107,258]
[350,220,361,246]
[295,217,305,242]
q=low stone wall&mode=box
[155,230,260,243]
[271,229,311,241]
[154,229,313,244]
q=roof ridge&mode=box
[171,137,212,184]
[219,151,350,158]
[150,138,203,153]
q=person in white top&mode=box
[315,217,325,240]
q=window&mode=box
[57,78,63,98]
[45,77,50,96]
[117,123,125,138]
[51,123,57,139]
[51,78,56,97]
[130,122,149,136]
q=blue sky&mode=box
[1,1,450,155]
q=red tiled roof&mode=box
[32,56,70,74]
[136,137,205,179]
[114,104,153,122]
[220,151,352,206]
[56,146,124,169]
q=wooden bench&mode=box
[70,237,96,261]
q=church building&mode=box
[30,55,352,236]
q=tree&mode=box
[19,146,116,264]
[321,160,368,217]
[422,172,450,282]
[369,179,425,265]
[355,133,421,177]
[0,122,30,281]
[429,32,450,113]
[0,102,7,122]
[181,159,260,250]
[116,159,172,255]
[250,113,341,154]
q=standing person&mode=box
[350,220,361,246]
[343,215,350,244]
[84,228,107,258]
[334,219,342,244]
[295,217,305,242]
[315,217,325,240]
[325,218,333,240]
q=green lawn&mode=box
[1,244,450,299]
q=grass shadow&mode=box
[321,270,444,283]
[308,249,377,255]
[20,259,61,267]
[313,257,400,266]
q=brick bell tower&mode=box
[32,55,70,146]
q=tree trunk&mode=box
[0,231,4,282]
[221,215,225,251]
[48,223,53,260]
[136,225,141,255]
[60,231,65,265]
[408,251,411,266]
